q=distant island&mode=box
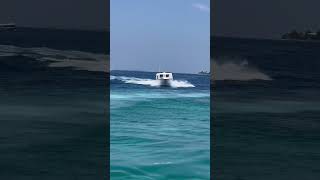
[282,30,320,40]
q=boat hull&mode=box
[158,79,171,87]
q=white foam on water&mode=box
[111,75,195,88]
[110,76,117,80]
[0,44,109,72]
[153,161,172,165]
[176,92,209,98]
[170,79,195,88]
[212,58,272,81]
[47,58,108,72]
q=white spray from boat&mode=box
[110,75,195,88]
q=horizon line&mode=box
[16,26,110,32]
[110,69,209,75]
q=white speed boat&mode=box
[156,72,173,86]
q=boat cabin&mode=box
[156,72,173,80]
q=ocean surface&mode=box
[212,37,320,180]
[110,70,210,179]
[0,28,109,179]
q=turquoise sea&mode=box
[110,70,210,179]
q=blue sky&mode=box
[111,0,210,73]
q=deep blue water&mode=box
[110,70,210,179]
[0,28,109,179]
[212,37,320,180]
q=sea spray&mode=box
[110,75,195,88]
[212,58,272,81]
[0,44,109,72]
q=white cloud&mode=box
[192,3,210,12]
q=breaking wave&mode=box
[111,76,195,88]
[212,58,272,81]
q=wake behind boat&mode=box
[0,23,16,31]
[156,72,173,86]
